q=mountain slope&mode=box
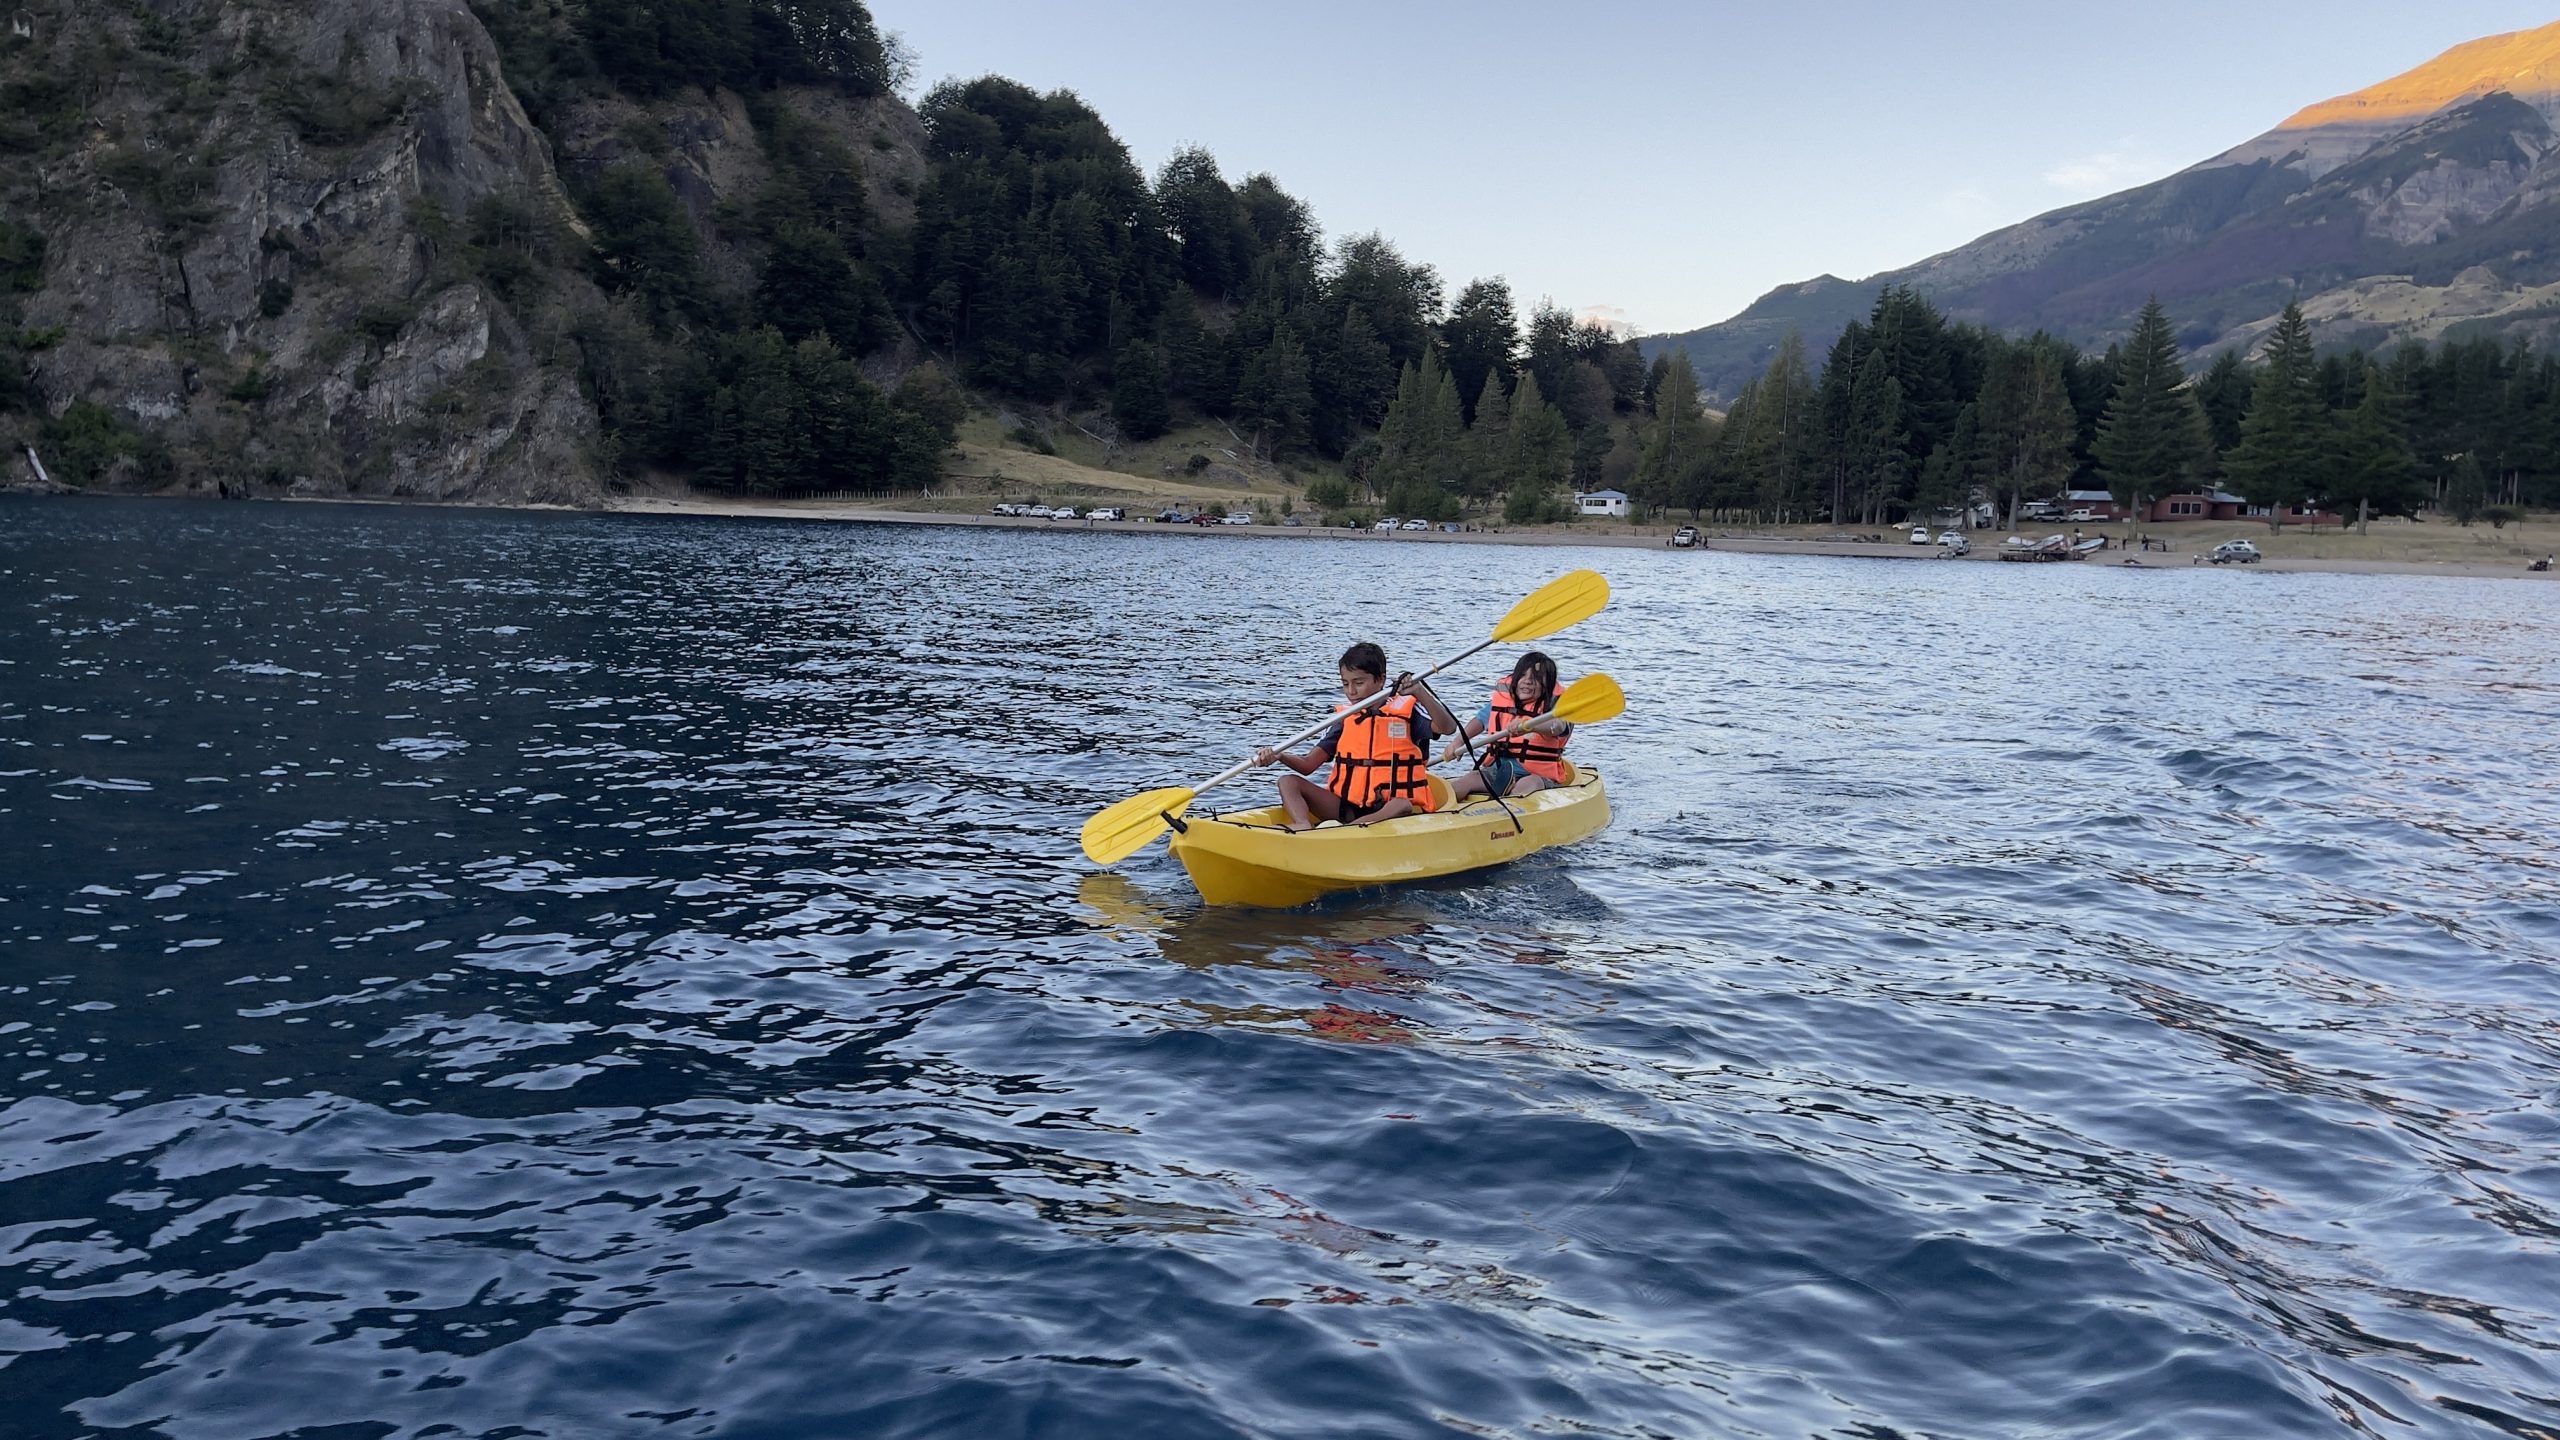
[1658,20,2560,400]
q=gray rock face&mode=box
[3,0,600,502]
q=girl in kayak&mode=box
[1437,650,1573,799]
[1254,642,1457,830]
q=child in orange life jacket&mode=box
[1253,641,1458,831]
[1437,650,1573,799]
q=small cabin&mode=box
[1575,489,1630,517]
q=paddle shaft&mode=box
[1184,633,1510,802]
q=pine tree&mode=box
[2091,298,2206,529]
[2224,302,2329,530]
[1236,327,1314,458]
[1442,278,1519,425]
[1635,352,1709,519]
[2194,348,2251,458]
[1110,339,1171,441]
[1466,370,1513,502]
[2333,361,2416,532]
[2446,452,2488,523]
[1843,349,1907,523]
[1509,369,1573,513]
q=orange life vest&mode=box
[1328,695,1435,812]
[1485,676,1570,783]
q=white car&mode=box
[1222,512,1254,526]
[1024,505,1053,519]
[1938,531,1971,555]
[1374,518,1399,531]
[1050,506,1078,521]
[1909,525,1931,545]
[1087,506,1125,522]
[2209,539,2262,564]
[2064,508,2095,522]
[1401,518,1430,531]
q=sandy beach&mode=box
[613,495,2560,582]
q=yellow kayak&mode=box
[1167,764,1611,907]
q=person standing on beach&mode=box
[1436,651,1574,800]
[1254,643,1457,830]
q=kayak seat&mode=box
[1426,774,1455,812]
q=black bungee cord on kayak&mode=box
[1416,674,1522,838]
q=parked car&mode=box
[990,502,1018,516]
[1222,512,1254,526]
[1374,518,1399,531]
[2021,502,2059,520]
[1671,525,1701,549]
[1155,509,1189,524]
[1938,531,1971,555]
[1909,525,1932,545]
[2209,539,2262,564]
[1024,505,1054,519]
[1190,512,1219,526]
[1050,506,1078,521]
[1400,518,1430,531]
[1438,522,1461,533]
[2064,508,2095,522]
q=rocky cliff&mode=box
[0,0,927,501]
[1657,20,2560,401]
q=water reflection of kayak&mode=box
[1169,765,1612,907]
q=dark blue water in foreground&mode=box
[5,496,2560,1439]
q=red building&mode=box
[2145,488,2341,526]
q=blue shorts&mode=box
[1471,756,1530,796]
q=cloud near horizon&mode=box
[2043,145,2168,197]
[1575,305,1635,336]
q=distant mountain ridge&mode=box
[1657,21,2560,401]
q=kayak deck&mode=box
[1167,766,1611,907]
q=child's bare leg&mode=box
[1277,774,1343,830]
[1349,797,1413,826]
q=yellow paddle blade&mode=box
[1491,569,1610,644]
[1553,672,1626,725]
[1080,786,1196,865]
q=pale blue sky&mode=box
[871,2,2560,336]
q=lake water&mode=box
[5,496,2559,1439]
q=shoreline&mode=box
[613,495,2560,581]
[12,487,2552,581]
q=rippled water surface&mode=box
[6,496,2560,1439]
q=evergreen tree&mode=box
[2333,361,2417,531]
[2446,452,2488,523]
[1842,349,1908,523]
[1154,146,1242,296]
[1236,327,1314,458]
[1635,352,1710,520]
[1110,339,1172,441]
[1466,370,1514,501]
[2091,298,2207,528]
[2194,348,2251,459]
[1509,370,1573,514]
[2224,302,2329,530]
[1442,278,1519,425]
[1976,338,2079,526]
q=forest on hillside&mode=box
[1637,286,2560,530]
[458,0,2556,530]
[12,0,2556,528]
[456,0,1648,516]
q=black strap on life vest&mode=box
[1328,708,1426,806]
[1488,690,1566,768]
